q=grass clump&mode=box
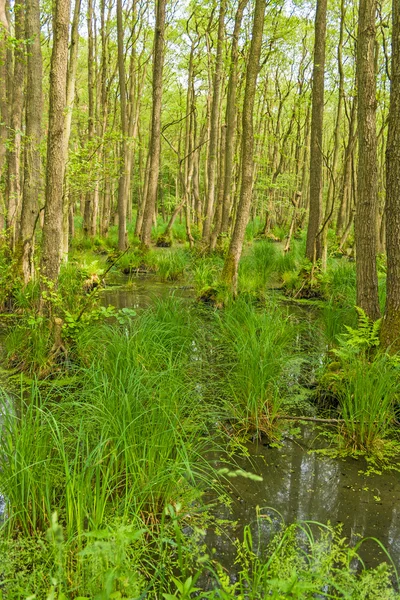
[214,298,296,437]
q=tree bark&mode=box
[40,0,71,288]
[305,0,327,262]
[6,0,25,248]
[381,0,400,349]
[18,0,42,283]
[61,0,81,262]
[0,0,8,231]
[355,0,380,320]
[222,0,266,293]
[116,0,128,250]
[140,0,166,249]
[202,0,226,244]
[219,0,248,239]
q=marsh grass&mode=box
[214,298,296,437]
[336,356,400,454]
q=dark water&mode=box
[101,277,400,572]
[206,427,400,572]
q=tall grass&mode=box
[336,356,400,453]
[0,298,212,538]
[214,298,296,435]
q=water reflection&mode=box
[207,427,400,571]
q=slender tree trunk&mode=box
[320,0,345,270]
[219,0,248,239]
[61,0,81,262]
[202,0,226,244]
[222,0,266,293]
[0,0,8,231]
[355,0,380,319]
[83,0,96,238]
[140,0,166,249]
[116,0,128,250]
[381,0,400,349]
[17,0,42,283]
[305,0,327,262]
[40,0,71,288]
[7,0,24,248]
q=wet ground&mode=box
[99,276,400,571]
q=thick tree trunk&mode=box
[381,0,400,349]
[305,0,327,262]
[222,0,266,293]
[140,0,166,249]
[40,0,71,288]
[18,0,42,283]
[355,0,380,320]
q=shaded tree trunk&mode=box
[381,0,400,349]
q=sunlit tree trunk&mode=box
[222,0,266,293]
[61,0,81,262]
[355,0,380,319]
[6,0,24,248]
[40,0,71,289]
[0,0,8,231]
[140,0,166,249]
[219,0,248,240]
[202,0,226,245]
[305,0,327,262]
[18,0,42,283]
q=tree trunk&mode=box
[116,0,128,250]
[222,0,266,293]
[140,0,166,249]
[61,0,81,262]
[18,0,42,283]
[219,0,248,239]
[0,0,8,231]
[6,0,24,248]
[355,0,380,320]
[305,0,327,262]
[202,0,226,244]
[381,0,400,349]
[40,0,71,288]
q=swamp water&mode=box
[99,277,400,574]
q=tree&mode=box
[202,0,226,245]
[354,0,380,320]
[381,0,400,350]
[222,0,266,293]
[305,0,327,263]
[40,0,71,288]
[17,0,43,283]
[140,0,167,249]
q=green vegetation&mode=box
[0,234,399,597]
